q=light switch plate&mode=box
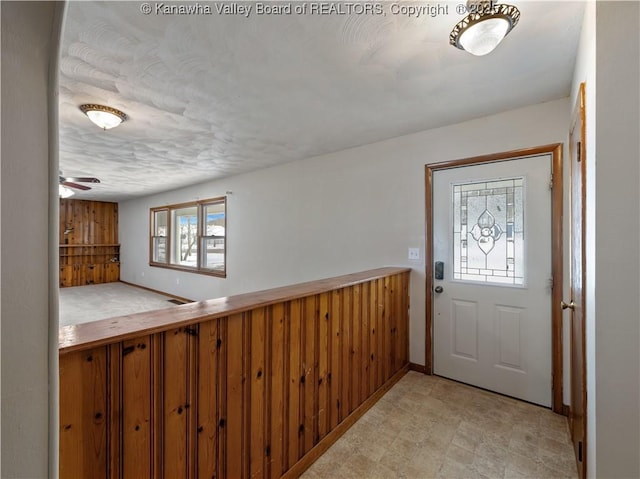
[408,248,420,260]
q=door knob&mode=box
[561,300,576,310]
[434,286,444,294]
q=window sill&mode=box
[149,262,226,278]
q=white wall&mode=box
[121,98,569,366]
[593,2,640,477]
[0,2,63,477]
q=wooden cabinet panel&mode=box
[59,250,120,287]
[59,265,73,288]
[106,262,120,283]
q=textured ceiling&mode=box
[59,1,584,201]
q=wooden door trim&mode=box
[424,143,564,414]
[569,82,587,478]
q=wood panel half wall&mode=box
[59,267,411,478]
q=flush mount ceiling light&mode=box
[79,104,127,130]
[450,1,520,56]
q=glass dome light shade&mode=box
[86,110,123,129]
[59,184,75,198]
[459,17,510,56]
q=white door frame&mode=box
[425,143,564,414]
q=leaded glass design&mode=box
[453,177,525,285]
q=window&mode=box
[150,197,226,276]
[452,177,524,285]
[151,209,168,263]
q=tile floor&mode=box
[301,371,578,479]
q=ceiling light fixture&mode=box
[59,184,75,198]
[79,104,127,130]
[450,1,520,56]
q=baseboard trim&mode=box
[562,403,570,417]
[119,280,194,304]
[409,362,427,374]
[282,363,410,479]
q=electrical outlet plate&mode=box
[408,248,420,260]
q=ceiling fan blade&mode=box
[65,177,100,184]
[63,181,91,191]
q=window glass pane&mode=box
[453,177,525,285]
[154,210,167,237]
[202,201,225,271]
[153,237,167,263]
[201,237,225,271]
[203,202,225,237]
[171,206,198,267]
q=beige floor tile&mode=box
[335,453,378,478]
[445,443,476,466]
[473,452,507,478]
[300,372,577,479]
[437,457,478,479]
[298,468,323,479]
[538,446,580,477]
[406,448,445,477]
[398,421,431,444]
[539,434,575,457]
[451,420,484,453]
[376,449,412,476]
[368,463,406,479]
[505,450,540,477]
[475,440,510,465]
[537,461,579,479]
[421,422,457,453]
[508,434,540,462]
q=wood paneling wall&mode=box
[59,199,119,287]
[59,268,410,478]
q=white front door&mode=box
[433,155,552,407]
